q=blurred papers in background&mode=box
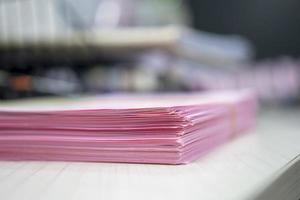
[0,0,299,105]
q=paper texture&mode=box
[0,90,257,164]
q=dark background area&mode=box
[188,0,300,59]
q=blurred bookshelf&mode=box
[0,0,299,104]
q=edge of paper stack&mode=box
[0,90,257,164]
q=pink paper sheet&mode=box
[0,90,257,164]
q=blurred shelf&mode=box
[0,26,252,67]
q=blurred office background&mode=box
[188,0,300,59]
[0,0,299,104]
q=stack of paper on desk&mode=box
[0,90,257,164]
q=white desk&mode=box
[0,108,299,200]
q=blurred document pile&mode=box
[0,0,299,104]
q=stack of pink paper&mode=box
[0,90,256,164]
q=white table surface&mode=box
[0,108,299,200]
